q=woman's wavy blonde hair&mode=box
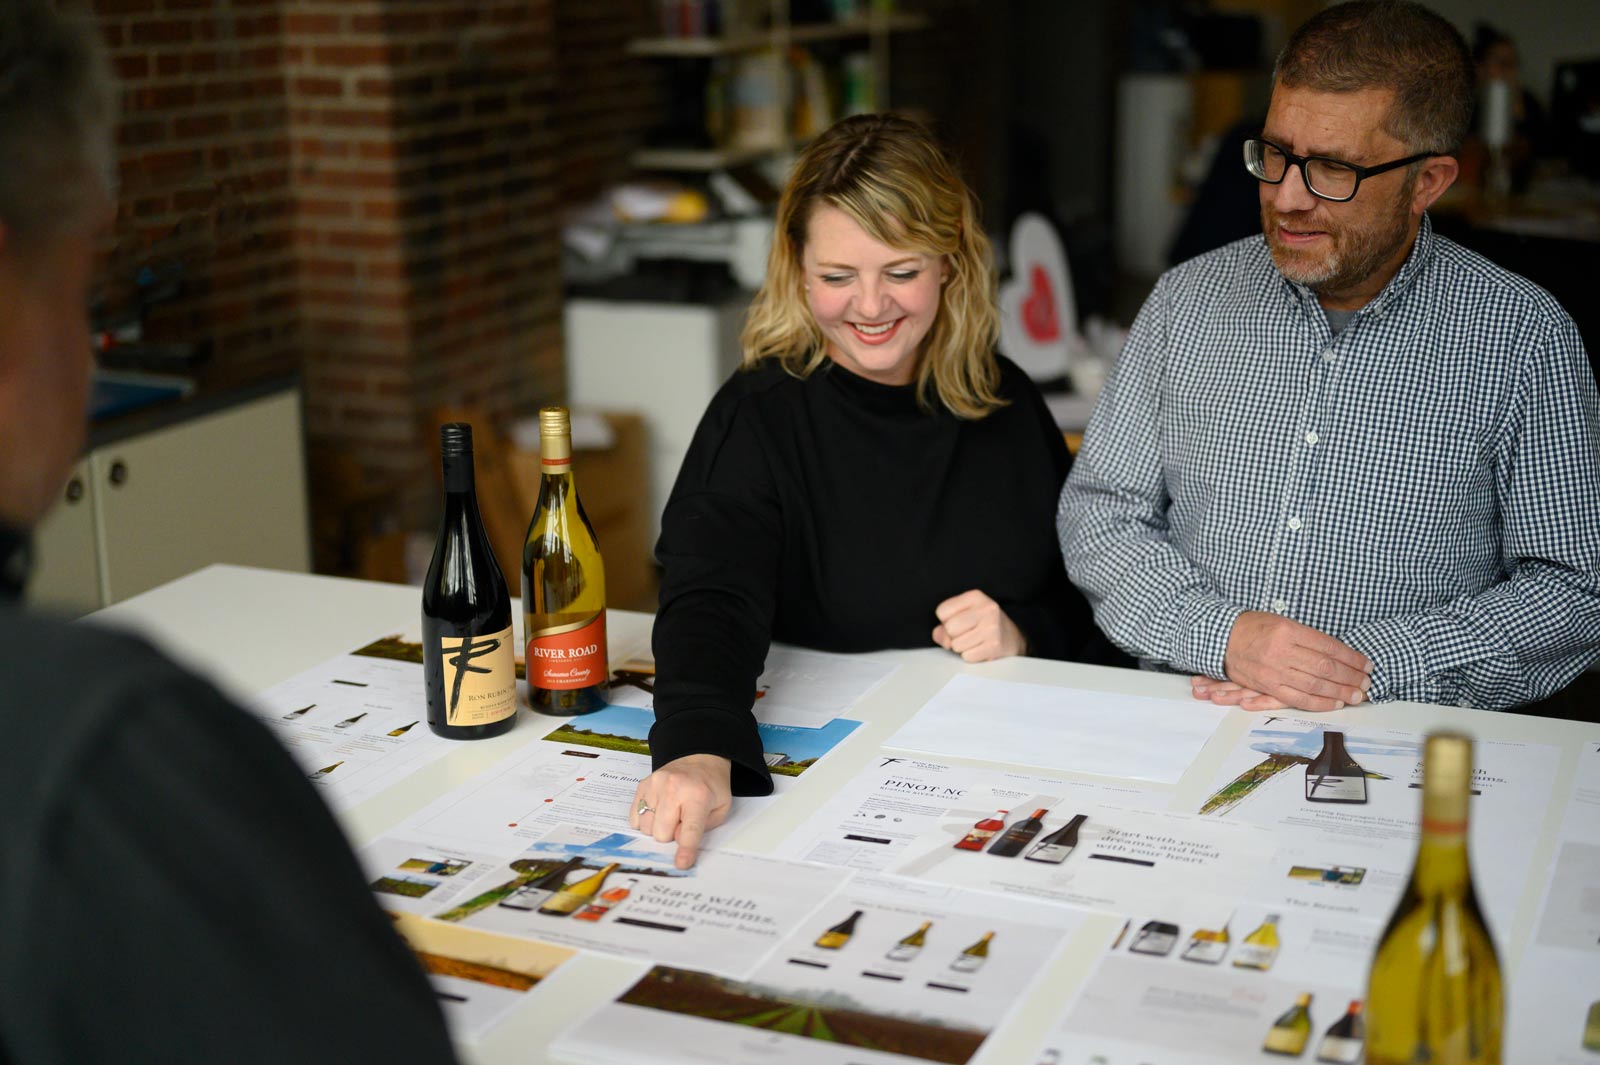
[741,113,1004,419]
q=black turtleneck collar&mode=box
[819,359,943,419]
[0,523,31,602]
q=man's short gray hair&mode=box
[1274,1,1474,156]
[0,1,116,245]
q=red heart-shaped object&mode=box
[1022,264,1060,342]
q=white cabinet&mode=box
[566,295,747,547]
[28,388,311,616]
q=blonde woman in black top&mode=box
[631,114,1114,868]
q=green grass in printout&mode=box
[544,726,651,756]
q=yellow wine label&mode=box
[529,612,607,690]
[1262,1028,1307,1054]
[440,625,517,725]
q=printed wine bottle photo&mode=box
[885,921,931,962]
[1233,913,1281,971]
[1314,999,1365,1063]
[954,809,1008,851]
[1024,813,1086,864]
[1180,917,1230,965]
[538,862,620,917]
[949,931,993,973]
[498,857,582,912]
[1128,920,1179,957]
[1264,993,1314,1056]
[987,807,1048,857]
[1305,730,1369,804]
[815,910,863,950]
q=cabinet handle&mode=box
[65,476,84,503]
[108,460,129,487]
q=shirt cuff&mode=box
[1168,594,1246,678]
[1340,618,1432,703]
[647,706,774,797]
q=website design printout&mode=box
[388,911,581,1042]
[363,823,849,980]
[884,674,1228,784]
[1510,739,1600,1065]
[606,643,898,728]
[1032,905,1380,1065]
[554,874,1091,1065]
[1196,716,1560,928]
[244,635,462,810]
[773,754,1278,916]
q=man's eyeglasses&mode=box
[1243,137,1436,202]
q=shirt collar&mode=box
[0,522,30,602]
[1276,211,1438,322]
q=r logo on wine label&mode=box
[441,625,517,725]
[529,612,607,690]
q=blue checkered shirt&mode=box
[1059,215,1600,709]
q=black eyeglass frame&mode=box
[1243,137,1438,203]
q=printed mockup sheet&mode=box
[389,911,580,1041]
[773,754,1277,917]
[1509,739,1600,1065]
[1195,716,1561,929]
[1032,908,1378,1065]
[607,643,898,728]
[553,874,1089,1065]
[884,675,1228,784]
[365,832,848,979]
[245,634,463,810]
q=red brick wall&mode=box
[94,0,299,383]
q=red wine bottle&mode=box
[1306,731,1368,803]
[988,807,1048,857]
[422,423,518,740]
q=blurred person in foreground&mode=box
[631,114,1119,867]
[1060,1,1600,715]
[0,4,459,1061]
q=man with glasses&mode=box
[1060,0,1600,713]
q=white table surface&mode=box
[91,564,1600,1065]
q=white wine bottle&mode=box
[885,921,932,962]
[387,720,418,737]
[815,910,862,950]
[1316,999,1365,1063]
[1264,993,1314,1056]
[1233,913,1281,971]
[1306,730,1368,803]
[498,857,581,912]
[523,407,608,716]
[334,712,367,729]
[538,861,619,917]
[308,761,342,779]
[281,703,315,720]
[1584,1000,1600,1052]
[1181,916,1231,964]
[950,931,993,972]
[1366,732,1502,1065]
[423,423,518,739]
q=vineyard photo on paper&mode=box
[554,874,1090,1065]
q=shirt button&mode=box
[1272,597,1289,612]
[1321,347,1337,363]
[1287,517,1303,531]
[1304,431,1319,445]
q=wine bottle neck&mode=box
[442,451,477,494]
[1412,829,1472,892]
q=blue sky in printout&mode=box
[522,831,690,876]
[549,703,860,763]
[1246,727,1418,761]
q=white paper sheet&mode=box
[1508,741,1600,1064]
[553,874,1089,1065]
[606,643,898,728]
[243,635,463,810]
[773,753,1278,916]
[884,675,1228,784]
[1033,913,1377,1065]
[1194,716,1561,930]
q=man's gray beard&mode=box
[1263,183,1414,297]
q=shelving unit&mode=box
[627,4,927,173]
